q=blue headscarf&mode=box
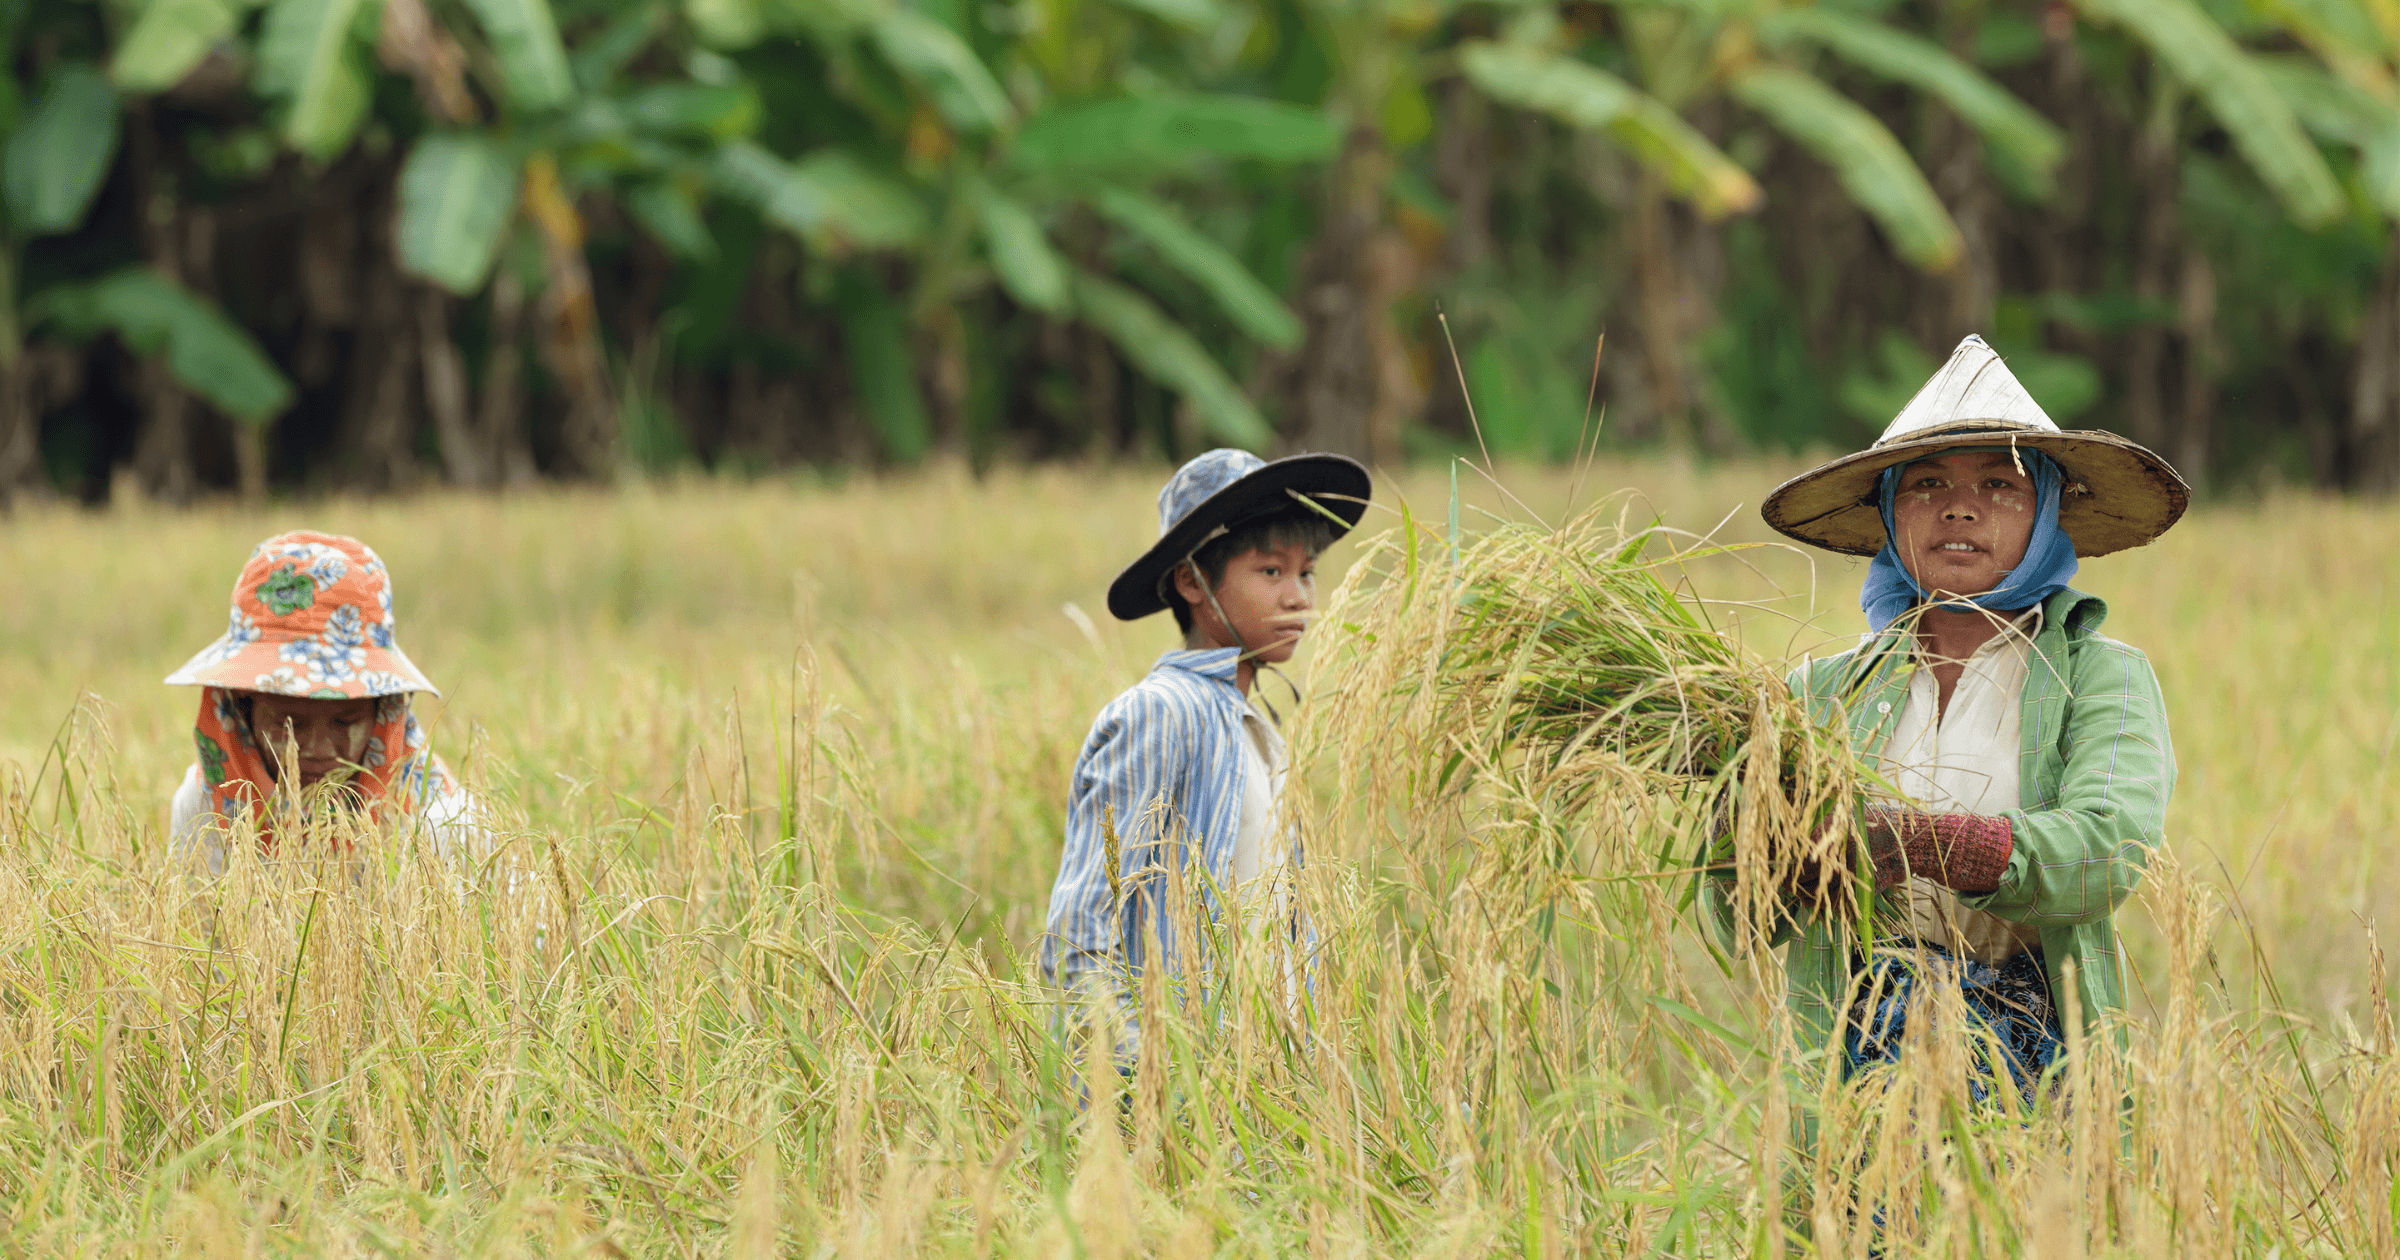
[1859,446,2077,631]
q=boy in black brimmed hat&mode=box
[1041,448,1371,1052]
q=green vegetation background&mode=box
[6,0,2400,503]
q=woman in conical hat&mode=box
[165,531,477,873]
[1710,335,2187,1105]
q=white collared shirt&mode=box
[1878,610,2045,962]
[1231,707,1290,890]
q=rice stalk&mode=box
[0,468,2391,1255]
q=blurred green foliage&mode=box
[2,0,2397,502]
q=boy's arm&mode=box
[1957,639,2174,926]
[1042,688,1186,1022]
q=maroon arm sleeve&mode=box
[1863,809,2015,893]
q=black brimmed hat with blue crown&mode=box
[1107,449,1373,621]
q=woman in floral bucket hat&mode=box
[166,531,476,872]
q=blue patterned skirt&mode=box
[1842,943,2063,1106]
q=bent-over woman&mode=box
[166,531,477,872]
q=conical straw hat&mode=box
[1760,335,2189,557]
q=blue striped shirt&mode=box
[1041,647,1286,1010]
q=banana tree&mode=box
[1235,0,2031,457]
[685,0,1335,459]
[3,5,296,506]
[1453,0,2349,459]
[1445,2,2044,445]
[965,92,1343,450]
[335,0,615,482]
[2253,0,2400,492]
[91,0,551,485]
[2052,0,2344,476]
[103,0,755,484]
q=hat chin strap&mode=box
[1184,557,1302,723]
[1186,558,1254,659]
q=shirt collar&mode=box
[1893,604,2043,660]
[1934,606,2042,663]
[2044,585,2106,635]
[1154,646,1242,685]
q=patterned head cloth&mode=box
[167,532,459,850]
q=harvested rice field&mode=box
[0,460,2394,1256]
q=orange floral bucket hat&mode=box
[165,531,438,698]
[169,532,460,852]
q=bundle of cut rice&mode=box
[1304,502,1878,932]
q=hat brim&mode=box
[165,636,441,698]
[1107,454,1373,621]
[1760,427,2190,558]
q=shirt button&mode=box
[1877,702,1892,714]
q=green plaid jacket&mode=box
[1704,586,2175,1055]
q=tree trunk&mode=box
[0,356,39,507]
[0,242,67,507]
[1055,206,1120,459]
[0,344,74,509]
[921,310,969,458]
[2034,17,2104,371]
[131,363,196,504]
[230,425,268,502]
[2175,249,2217,484]
[298,197,358,332]
[416,288,486,487]
[2350,228,2400,495]
[1433,78,1493,276]
[1282,125,1411,463]
[1628,169,1694,447]
[717,248,811,466]
[291,193,357,404]
[523,155,616,478]
[1931,14,1996,339]
[1364,230,1422,463]
[2123,73,2181,454]
[176,206,270,504]
[475,270,539,486]
[0,387,38,506]
[1081,325,1120,458]
[1925,107,1996,340]
[344,198,423,489]
[127,104,198,505]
